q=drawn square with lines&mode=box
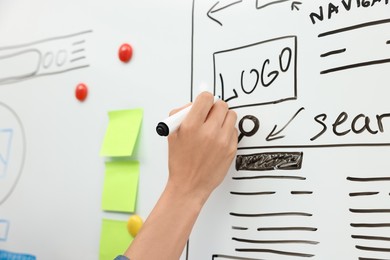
[213,36,297,109]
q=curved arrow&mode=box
[266,107,305,141]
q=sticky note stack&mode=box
[99,108,143,260]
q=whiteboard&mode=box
[1,0,390,259]
[189,0,390,259]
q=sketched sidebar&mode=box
[0,30,92,85]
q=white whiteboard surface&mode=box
[1,0,390,260]
[0,0,191,259]
[188,1,390,260]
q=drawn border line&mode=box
[0,30,93,51]
[212,254,265,260]
[235,248,314,257]
[237,142,390,150]
[321,58,390,74]
[318,18,390,38]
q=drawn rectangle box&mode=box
[0,220,10,241]
[213,36,297,109]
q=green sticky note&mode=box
[100,109,143,157]
[99,219,133,260]
[102,161,139,212]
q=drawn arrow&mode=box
[207,0,243,26]
[291,1,302,11]
[266,107,305,141]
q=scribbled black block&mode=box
[236,152,303,171]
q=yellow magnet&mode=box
[127,215,143,237]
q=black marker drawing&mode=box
[232,226,249,230]
[230,191,276,195]
[257,227,317,231]
[355,245,390,252]
[347,177,390,182]
[230,212,312,217]
[352,235,390,242]
[207,0,243,26]
[351,223,390,228]
[235,248,314,257]
[267,107,305,141]
[320,48,346,58]
[0,30,92,85]
[256,0,302,11]
[350,209,390,213]
[317,18,390,74]
[236,152,303,171]
[349,192,379,197]
[238,115,259,143]
[212,254,264,260]
[232,175,306,180]
[214,36,297,109]
[291,191,313,195]
[232,237,319,245]
[387,40,390,44]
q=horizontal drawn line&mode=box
[229,97,297,109]
[71,48,85,54]
[350,209,390,213]
[73,40,86,46]
[236,152,303,171]
[356,245,390,252]
[236,248,314,257]
[232,237,319,245]
[358,257,390,260]
[70,56,86,63]
[318,18,390,37]
[352,235,390,241]
[0,30,92,51]
[232,226,248,230]
[233,175,306,180]
[212,254,265,260]
[238,143,390,150]
[351,223,390,228]
[230,212,312,218]
[349,192,379,197]
[258,227,318,231]
[347,177,390,182]
[321,58,390,74]
[230,191,276,196]
[291,191,313,195]
[320,48,346,58]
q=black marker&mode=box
[156,95,220,136]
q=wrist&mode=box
[164,179,209,212]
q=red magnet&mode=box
[75,83,88,102]
[118,43,133,63]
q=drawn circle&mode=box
[238,115,259,142]
[56,49,67,67]
[0,102,26,205]
[42,52,54,69]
